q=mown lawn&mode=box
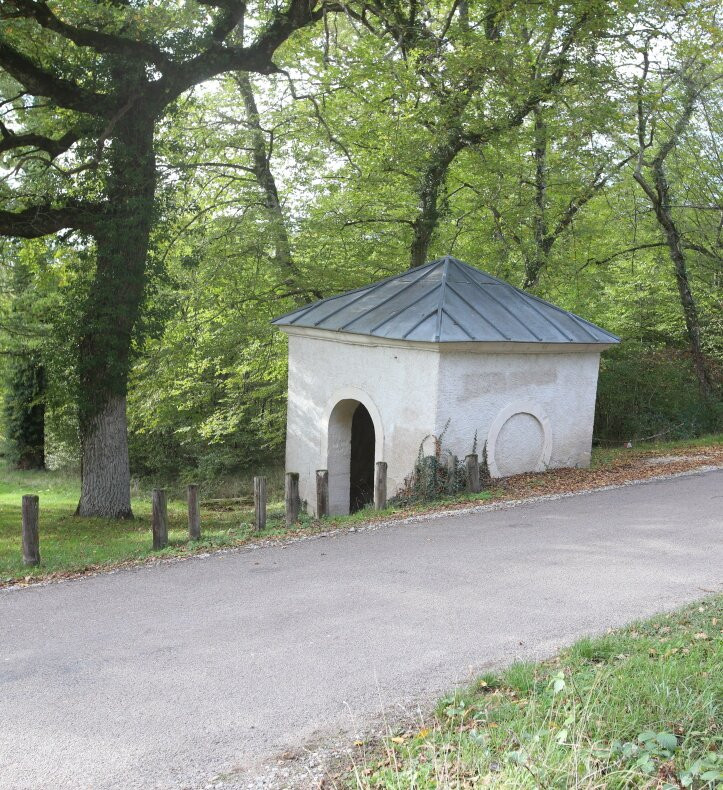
[0,463,295,583]
[590,433,723,467]
[347,596,723,789]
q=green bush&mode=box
[2,352,46,469]
[594,345,722,443]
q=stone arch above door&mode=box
[321,388,385,515]
[320,387,385,462]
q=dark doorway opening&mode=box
[349,403,375,512]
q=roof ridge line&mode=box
[434,258,451,342]
[313,261,439,328]
[519,289,616,342]
[272,255,620,345]
[402,307,437,339]
[445,280,509,340]
[338,263,442,331]
[440,306,475,340]
[369,281,443,334]
[463,268,543,341]
[271,258,442,325]
[460,259,618,343]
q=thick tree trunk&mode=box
[236,74,320,303]
[669,245,712,398]
[237,75,298,285]
[77,395,132,518]
[409,180,441,268]
[632,71,711,398]
[651,167,711,397]
[76,109,156,518]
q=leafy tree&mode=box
[1,253,45,468]
[320,0,629,267]
[632,41,721,396]
[1,0,719,490]
[0,0,333,516]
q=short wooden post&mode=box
[421,455,437,498]
[152,488,168,550]
[446,454,458,494]
[465,453,481,493]
[374,461,387,510]
[285,472,300,526]
[21,494,40,566]
[187,484,201,540]
[253,476,267,531]
[316,469,329,518]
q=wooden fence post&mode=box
[152,489,168,550]
[253,476,267,531]
[446,454,458,494]
[374,461,387,510]
[465,453,481,493]
[187,484,201,540]
[285,472,300,526]
[316,469,329,518]
[22,494,40,566]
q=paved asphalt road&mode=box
[1,470,721,789]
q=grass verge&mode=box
[1,433,720,586]
[0,463,293,584]
[346,596,723,789]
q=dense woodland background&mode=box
[0,0,720,511]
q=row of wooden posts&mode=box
[20,454,484,565]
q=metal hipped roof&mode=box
[272,256,620,345]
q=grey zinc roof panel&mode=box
[272,256,620,345]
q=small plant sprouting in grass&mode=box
[476,673,503,693]
[569,634,622,664]
[610,730,679,776]
[501,663,538,697]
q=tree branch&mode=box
[576,243,668,272]
[151,0,326,106]
[4,0,175,70]
[682,240,722,261]
[546,152,636,244]
[0,40,114,115]
[0,202,99,237]
[0,125,79,157]
[197,0,246,41]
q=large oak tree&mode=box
[0,0,332,516]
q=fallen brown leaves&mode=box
[494,444,723,501]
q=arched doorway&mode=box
[327,399,377,515]
[349,404,375,512]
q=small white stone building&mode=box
[273,256,618,515]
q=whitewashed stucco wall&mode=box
[285,330,439,514]
[284,327,606,514]
[435,350,602,477]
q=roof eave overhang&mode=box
[276,325,619,354]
